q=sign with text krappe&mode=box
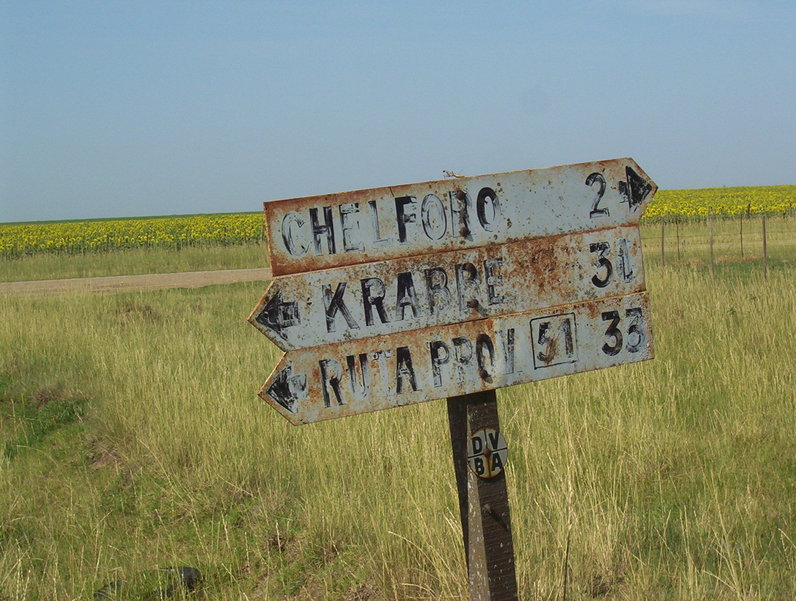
[249,225,646,351]
[251,158,656,424]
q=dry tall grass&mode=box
[1,229,794,599]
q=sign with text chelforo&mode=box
[251,157,656,424]
[264,158,656,276]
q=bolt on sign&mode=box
[249,158,656,423]
[248,157,657,600]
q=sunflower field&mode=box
[1,186,794,258]
[0,213,264,258]
[645,185,796,221]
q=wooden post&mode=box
[660,221,665,265]
[762,214,768,278]
[740,214,744,258]
[708,210,715,274]
[448,390,518,601]
[675,219,681,261]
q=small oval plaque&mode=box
[467,428,508,479]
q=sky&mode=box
[1,1,794,223]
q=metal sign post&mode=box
[449,390,518,601]
[248,158,657,599]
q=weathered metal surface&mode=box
[468,428,508,479]
[249,225,645,351]
[264,158,656,276]
[258,292,653,425]
[449,392,518,601]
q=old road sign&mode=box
[257,292,652,424]
[264,157,655,276]
[250,157,656,425]
[249,225,645,351]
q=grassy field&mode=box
[1,219,794,600]
[640,214,795,269]
[0,243,269,283]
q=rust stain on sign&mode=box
[264,158,656,276]
[257,292,653,425]
[250,158,657,425]
[249,226,646,351]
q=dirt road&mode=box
[0,267,273,297]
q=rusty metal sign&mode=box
[257,292,653,425]
[251,157,657,426]
[264,158,656,276]
[249,226,645,351]
[250,159,657,601]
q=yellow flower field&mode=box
[646,185,796,221]
[0,213,264,258]
[1,186,794,258]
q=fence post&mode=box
[762,214,768,278]
[708,210,715,275]
[676,219,681,260]
[739,214,744,258]
[660,221,665,265]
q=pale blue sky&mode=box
[1,1,794,223]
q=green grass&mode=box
[0,243,269,282]
[641,214,795,271]
[0,232,794,599]
[2,390,86,461]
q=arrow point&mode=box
[620,165,654,212]
[252,287,300,345]
[261,362,307,415]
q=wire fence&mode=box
[641,213,795,276]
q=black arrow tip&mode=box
[619,166,653,211]
[255,289,300,341]
[264,364,307,414]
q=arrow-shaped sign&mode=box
[619,165,654,211]
[263,362,308,413]
[264,158,656,276]
[249,225,646,351]
[250,157,657,425]
[252,289,300,342]
[258,292,653,425]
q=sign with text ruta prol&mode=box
[250,158,656,424]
